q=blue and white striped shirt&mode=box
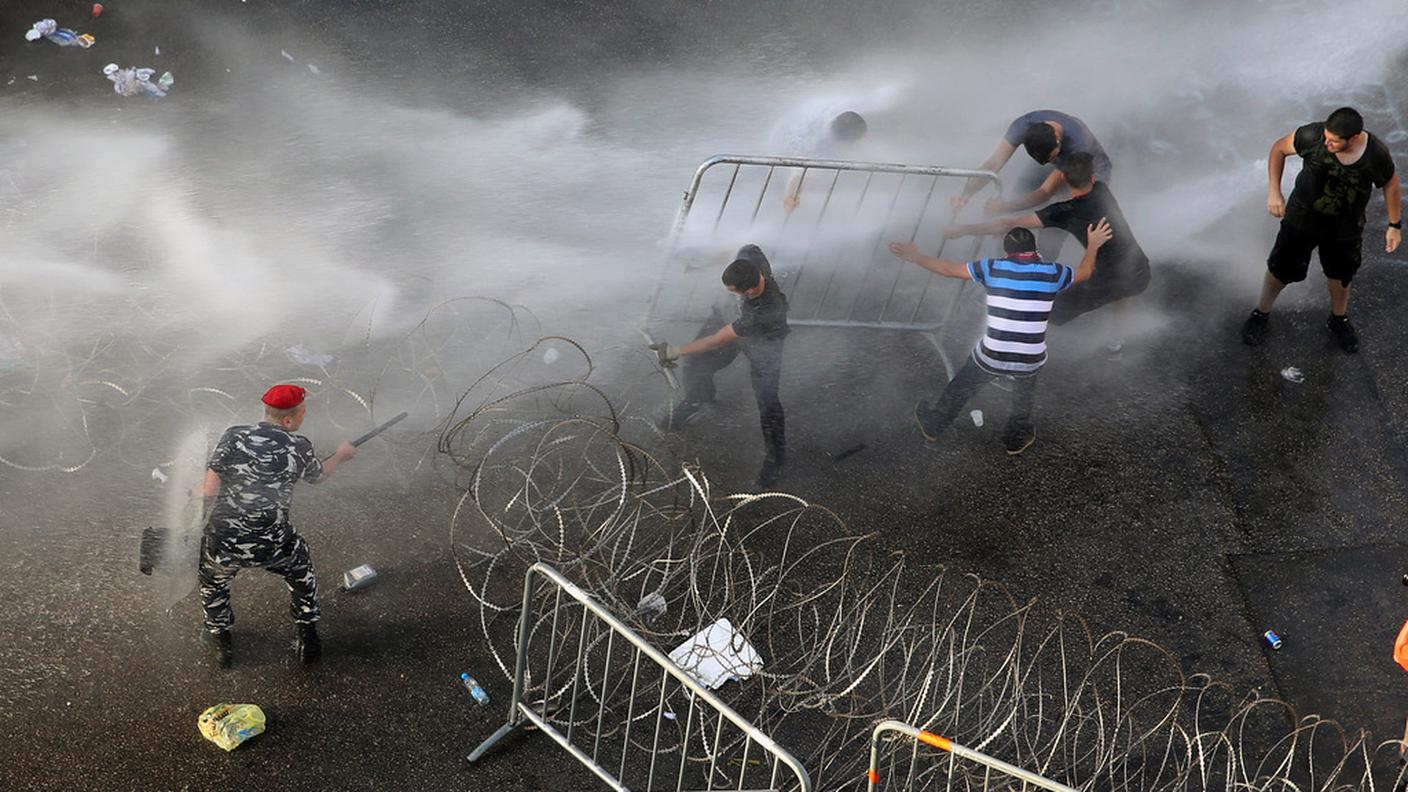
[966,257,1074,375]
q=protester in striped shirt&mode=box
[889,218,1112,455]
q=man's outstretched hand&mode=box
[888,241,922,264]
[648,342,681,368]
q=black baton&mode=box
[324,411,408,460]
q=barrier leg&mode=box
[468,720,527,762]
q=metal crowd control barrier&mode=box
[468,562,812,792]
[866,721,1077,792]
[644,155,1000,370]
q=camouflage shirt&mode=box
[207,423,323,535]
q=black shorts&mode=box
[1267,221,1362,285]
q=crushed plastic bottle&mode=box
[103,64,172,99]
[197,703,266,751]
[25,19,95,48]
[459,673,490,705]
[637,590,666,621]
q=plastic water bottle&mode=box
[460,673,490,705]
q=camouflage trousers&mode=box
[198,528,320,633]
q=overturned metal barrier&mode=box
[866,720,1077,792]
[469,561,812,792]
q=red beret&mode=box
[262,384,306,409]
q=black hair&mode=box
[1325,107,1364,139]
[1002,227,1038,255]
[1023,122,1059,164]
[722,258,762,291]
[830,111,868,142]
[1055,151,1095,189]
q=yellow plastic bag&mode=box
[198,703,266,751]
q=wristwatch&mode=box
[1391,220,1403,229]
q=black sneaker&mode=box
[660,401,704,431]
[754,459,783,490]
[1004,428,1036,456]
[208,630,233,669]
[294,623,321,663]
[914,400,942,443]
[1327,314,1358,353]
[1240,309,1269,346]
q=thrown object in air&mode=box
[138,526,164,575]
[286,344,334,367]
[198,704,265,751]
[104,64,173,99]
[25,19,95,48]
[970,409,984,427]
[1280,366,1304,384]
[92,4,104,18]
[668,617,763,689]
[1262,629,1283,650]
[341,564,378,592]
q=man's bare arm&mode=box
[1267,131,1296,218]
[318,442,359,480]
[988,170,1066,215]
[1385,171,1402,253]
[783,171,804,213]
[888,242,973,279]
[952,139,1017,208]
[202,469,221,503]
[945,213,1044,239]
[679,324,740,356]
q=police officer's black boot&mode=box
[208,630,233,669]
[294,622,321,663]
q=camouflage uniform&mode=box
[198,423,324,634]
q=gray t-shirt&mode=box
[1003,110,1113,181]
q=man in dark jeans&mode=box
[650,244,788,488]
[1241,106,1401,352]
[889,221,1111,454]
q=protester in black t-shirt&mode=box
[944,152,1149,331]
[650,244,790,489]
[1241,107,1401,353]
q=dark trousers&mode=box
[198,530,320,633]
[681,313,787,464]
[921,357,1038,442]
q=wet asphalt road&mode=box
[4,2,1408,791]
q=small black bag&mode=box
[138,525,165,575]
